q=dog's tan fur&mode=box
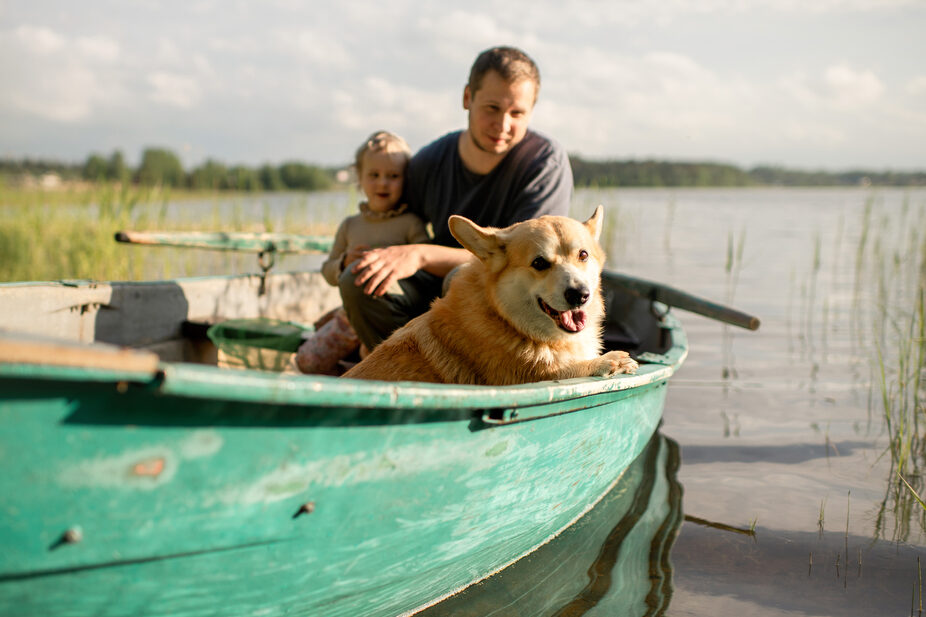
[342,206,638,384]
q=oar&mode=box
[114,230,334,254]
[602,270,760,330]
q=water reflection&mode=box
[672,519,926,616]
[422,432,682,617]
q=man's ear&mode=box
[462,84,472,110]
[449,215,500,262]
[584,205,604,241]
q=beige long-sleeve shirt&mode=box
[320,202,431,287]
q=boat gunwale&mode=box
[0,313,686,411]
[0,269,688,411]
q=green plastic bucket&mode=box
[207,318,312,371]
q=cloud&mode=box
[6,66,100,122]
[781,63,884,111]
[416,10,520,64]
[905,76,926,96]
[75,36,120,62]
[148,71,202,109]
[0,25,131,122]
[279,27,355,71]
[532,46,758,158]
[155,37,185,65]
[1,1,923,168]
[823,63,884,107]
[330,77,458,149]
[14,25,64,54]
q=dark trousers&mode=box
[338,267,444,350]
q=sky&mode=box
[1,0,925,171]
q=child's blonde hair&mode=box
[354,131,411,175]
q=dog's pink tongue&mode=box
[560,309,587,333]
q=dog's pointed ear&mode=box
[449,215,500,261]
[584,205,604,241]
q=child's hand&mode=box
[343,244,371,270]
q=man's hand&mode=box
[350,244,424,297]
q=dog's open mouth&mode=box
[537,297,587,333]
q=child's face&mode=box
[359,150,405,213]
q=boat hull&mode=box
[0,270,685,615]
[1,373,667,616]
[417,432,682,616]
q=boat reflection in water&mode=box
[422,432,682,617]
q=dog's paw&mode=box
[591,350,639,376]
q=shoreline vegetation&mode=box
[2,147,926,192]
[2,146,925,284]
[0,183,339,283]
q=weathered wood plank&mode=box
[0,332,159,375]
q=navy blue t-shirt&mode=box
[405,129,574,247]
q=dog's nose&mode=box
[564,286,590,308]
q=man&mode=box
[339,46,574,349]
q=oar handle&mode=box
[602,271,760,331]
[114,230,333,254]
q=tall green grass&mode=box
[0,184,158,281]
[0,185,340,282]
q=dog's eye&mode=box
[531,256,551,271]
[578,250,589,262]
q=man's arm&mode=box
[350,243,469,297]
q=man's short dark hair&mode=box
[467,46,540,99]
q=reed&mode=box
[866,196,926,540]
[818,497,826,537]
[722,228,746,380]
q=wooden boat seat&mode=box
[0,331,160,376]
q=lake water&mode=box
[579,187,925,616]
[139,187,926,615]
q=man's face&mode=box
[463,70,536,157]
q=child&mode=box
[297,131,429,375]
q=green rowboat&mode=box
[0,266,739,616]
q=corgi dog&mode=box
[342,206,638,384]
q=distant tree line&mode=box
[0,147,336,192]
[3,148,925,190]
[570,156,926,188]
[570,157,753,187]
[746,166,926,187]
